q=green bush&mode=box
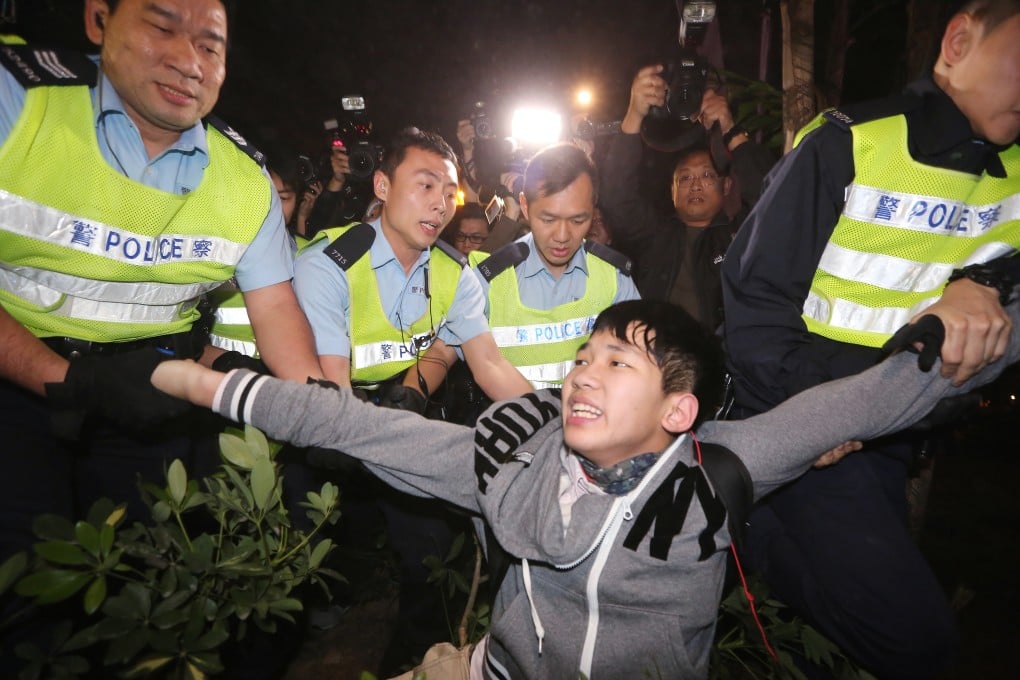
[0,425,341,679]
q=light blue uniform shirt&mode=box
[0,65,293,291]
[294,219,491,358]
[473,233,641,314]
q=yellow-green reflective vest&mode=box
[309,225,464,385]
[478,248,618,388]
[208,284,258,358]
[795,112,1020,347]
[0,61,270,341]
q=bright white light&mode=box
[577,89,593,107]
[511,107,563,147]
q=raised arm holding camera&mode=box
[600,64,774,331]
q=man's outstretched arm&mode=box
[153,362,480,510]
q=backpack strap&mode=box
[697,441,754,551]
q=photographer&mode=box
[600,64,774,331]
[303,144,355,239]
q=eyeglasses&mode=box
[455,233,486,245]
[675,170,721,187]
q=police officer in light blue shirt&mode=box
[296,216,490,362]
[475,230,639,312]
[0,0,323,568]
[0,63,293,293]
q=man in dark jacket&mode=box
[600,65,774,330]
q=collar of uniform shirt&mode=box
[905,75,1009,178]
[518,234,590,280]
[92,64,209,167]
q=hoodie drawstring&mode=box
[521,558,545,655]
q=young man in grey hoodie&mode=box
[152,299,1019,679]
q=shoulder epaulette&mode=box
[584,240,633,277]
[475,241,530,282]
[0,43,97,88]
[204,115,266,166]
[323,222,375,271]
[432,238,468,267]
[821,92,921,132]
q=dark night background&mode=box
[5,1,1019,676]
[7,0,919,161]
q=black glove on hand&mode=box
[211,350,268,374]
[375,384,427,414]
[45,348,191,438]
[880,314,946,372]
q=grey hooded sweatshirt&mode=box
[211,303,1020,679]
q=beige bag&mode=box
[389,642,473,680]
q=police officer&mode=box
[415,143,639,397]
[0,0,323,562]
[293,127,530,672]
[721,2,1020,677]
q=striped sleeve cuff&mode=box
[212,369,270,424]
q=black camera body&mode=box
[330,95,384,182]
[470,101,494,140]
[655,51,710,122]
[641,49,718,152]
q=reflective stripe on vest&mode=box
[0,81,269,340]
[214,305,252,326]
[209,335,258,357]
[489,314,598,348]
[486,250,618,388]
[800,113,1020,347]
[351,328,442,374]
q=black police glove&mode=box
[376,384,427,414]
[880,315,946,372]
[45,348,191,439]
[211,350,268,374]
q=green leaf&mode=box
[220,432,256,469]
[153,589,193,618]
[83,575,107,615]
[74,521,101,556]
[309,538,332,569]
[32,514,75,541]
[0,552,28,594]
[104,504,128,527]
[120,651,173,678]
[446,531,466,562]
[168,458,188,506]
[269,597,303,612]
[152,500,172,523]
[250,457,276,511]
[245,424,271,460]
[99,522,115,556]
[16,569,91,604]
[34,541,90,566]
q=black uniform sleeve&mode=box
[720,123,860,412]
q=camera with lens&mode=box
[641,0,720,152]
[470,101,494,140]
[328,95,384,182]
[296,154,319,185]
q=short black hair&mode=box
[379,127,458,180]
[959,0,1020,34]
[591,300,726,428]
[522,143,598,204]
